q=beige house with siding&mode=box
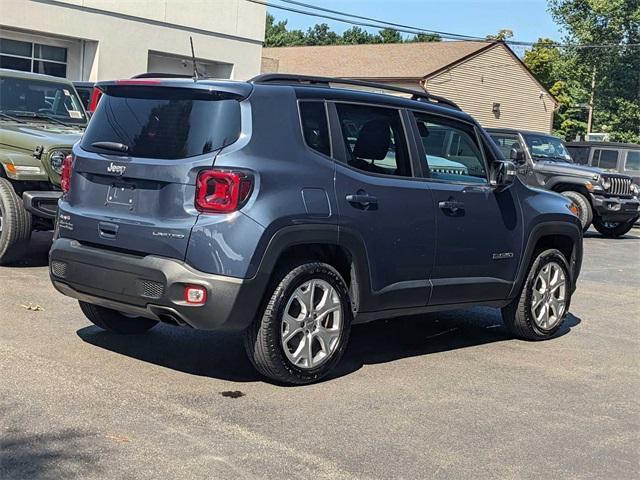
[262,41,557,133]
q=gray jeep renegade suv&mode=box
[49,74,583,384]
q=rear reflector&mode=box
[184,285,207,305]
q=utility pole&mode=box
[586,66,596,134]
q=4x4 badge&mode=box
[107,162,126,176]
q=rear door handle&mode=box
[346,193,378,207]
[438,200,465,213]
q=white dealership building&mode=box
[0,0,266,81]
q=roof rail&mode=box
[249,73,461,110]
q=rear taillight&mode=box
[195,170,252,213]
[88,88,102,113]
[61,154,73,194]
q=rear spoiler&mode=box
[95,78,253,100]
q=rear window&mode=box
[81,87,241,159]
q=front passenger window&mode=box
[413,113,487,183]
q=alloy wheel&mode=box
[531,261,567,330]
[281,279,343,369]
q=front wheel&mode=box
[79,301,158,334]
[244,262,352,385]
[561,191,592,232]
[592,215,637,238]
[0,177,32,265]
[502,249,572,340]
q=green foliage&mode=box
[486,29,514,41]
[540,0,640,143]
[264,13,441,47]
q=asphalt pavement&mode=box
[1,229,638,479]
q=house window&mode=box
[0,38,67,78]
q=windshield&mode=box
[81,87,241,160]
[523,134,572,162]
[0,76,87,126]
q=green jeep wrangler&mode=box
[0,68,88,264]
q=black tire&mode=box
[243,262,353,385]
[0,177,32,265]
[502,248,572,340]
[592,215,638,238]
[79,301,158,334]
[561,191,592,232]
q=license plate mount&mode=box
[106,184,136,209]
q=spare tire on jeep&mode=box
[0,178,32,265]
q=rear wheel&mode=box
[243,262,352,385]
[592,215,637,238]
[79,301,158,334]
[561,191,592,232]
[0,178,32,265]
[502,248,572,340]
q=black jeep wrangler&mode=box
[488,128,640,237]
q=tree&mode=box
[304,23,342,46]
[264,13,305,47]
[378,28,403,43]
[342,26,377,44]
[409,32,442,42]
[486,29,514,41]
[547,0,640,142]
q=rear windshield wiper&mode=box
[91,141,129,154]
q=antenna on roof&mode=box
[189,36,201,81]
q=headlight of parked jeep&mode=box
[602,178,611,190]
[49,150,69,174]
[632,183,640,197]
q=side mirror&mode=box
[509,147,525,163]
[491,160,517,190]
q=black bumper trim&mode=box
[49,238,266,331]
[23,191,61,220]
[590,194,640,222]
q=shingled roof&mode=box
[261,41,492,79]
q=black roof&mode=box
[566,141,640,149]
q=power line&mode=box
[249,0,489,42]
[255,0,640,49]
[275,0,480,40]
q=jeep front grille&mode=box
[605,176,632,196]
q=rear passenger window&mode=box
[593,149,619,170]
[335,103,411,177]
[413,113,487,183]
[299,102,331,156]
[625,151,640,171]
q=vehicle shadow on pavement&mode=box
[330,308,582,381]
[77,308,582,385]
[583,229,640,240]
[3,231,52,268]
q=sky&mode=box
[268,0,565,51]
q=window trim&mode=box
[296,99,333,160]
[592,148,620,170]
[0,37,68,77]
[623,149,640,172]
[409,110,491,186]
[328,100,417,180]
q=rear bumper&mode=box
[49,238,265,331]
[23,191,61,220]
[590,194,640,222]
